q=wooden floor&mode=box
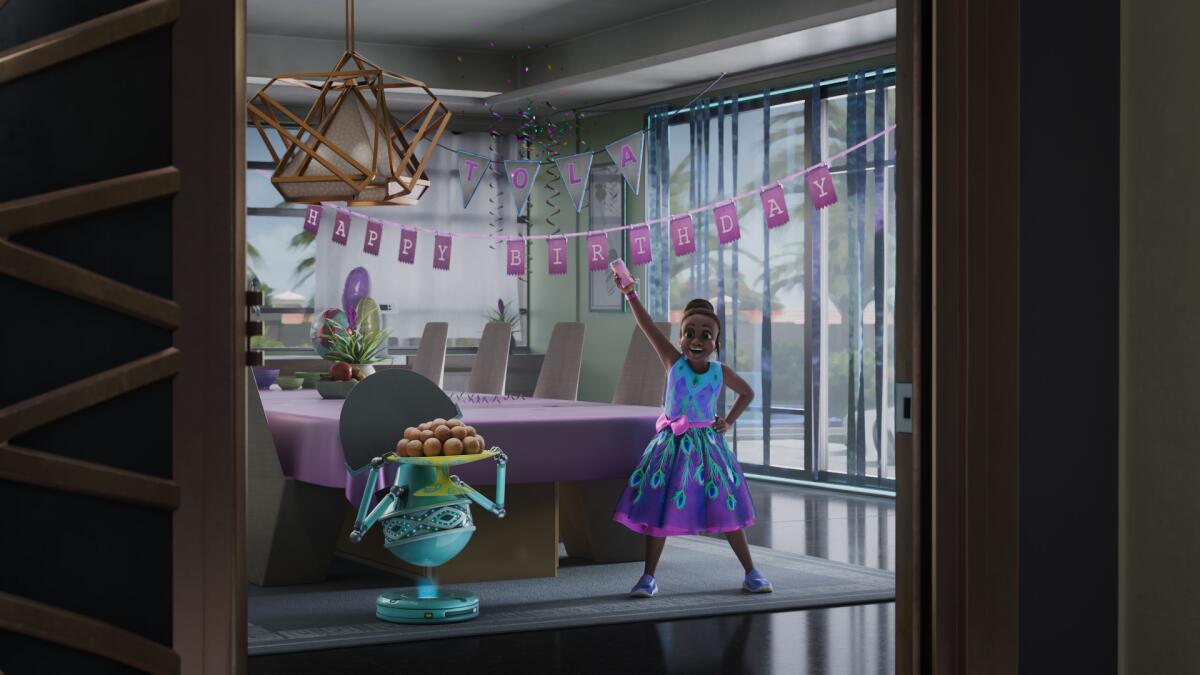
[248,480,896,675]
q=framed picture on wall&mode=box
[588,163,627,312]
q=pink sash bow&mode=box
[656,412,714,436]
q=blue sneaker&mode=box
[630,573,658,598]
[742,569,773,593]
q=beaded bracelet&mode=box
[625,290,639,302]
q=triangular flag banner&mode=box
[605,131,645,195]
[671,214,696,256]
[547,237,568,275]
[397,228,417,264]
[363,217,383,255]
[553,152,593,212]
[586,232,608,271]
[761,184,790,229]
[433,234,452,270]
[505,160,542,216]
[331,208,351,245]
[506,239,526,276]
[807,164,838,209]
[714,201,741,244]
[629,225,653,265]
[303,204,322,234]
[457,154,490,208]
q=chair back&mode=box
[466,321,511,394]
[533,322,586,400]
[411,321,448,387]
[339,369,459,472]
[246,377,285,482]
[612,322,673,406]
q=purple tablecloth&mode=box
[261,389,661,502]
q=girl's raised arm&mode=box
[613,271,680,371]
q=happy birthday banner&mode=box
[304,124,895,277]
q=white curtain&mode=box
[315,133,521,347]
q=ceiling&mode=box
[247,0,705,50]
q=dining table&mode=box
[257,388,662,583]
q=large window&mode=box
[646,68,896,489]
[245,128,529,353]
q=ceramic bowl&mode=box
[296,371,324,389]
[317,379,357,399]
[276,376,304,391]
[252,368,279,390]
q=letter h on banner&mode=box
[671,214,696,256]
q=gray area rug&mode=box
[248,536,894,655]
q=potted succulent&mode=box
[484,298,522,349]
[321,320,389,379]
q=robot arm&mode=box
[448,449,508,518]
[349,454,408,543]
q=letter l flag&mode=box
[554,152,593,212]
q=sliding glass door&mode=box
[647,68,896,490]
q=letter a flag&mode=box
[363,217,383,255]
[605,131,645,195]
[760,184,790,229]
[807,164,838,209]
[671,214,696,256]
[629,225,653,265]
[457,154,490,208]
[548,237,568,275]
[554,152,593,212]
[397,228,417,264]
[504,160,542,216]
[433,234,452,271]
[587,232,608,271]
[506,239,526,276]
[714,201,741,244]
[331,207,351,245]
[303,204,322,234]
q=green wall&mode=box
[1120,0,1200,672]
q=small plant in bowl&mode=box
[320,320,389,380]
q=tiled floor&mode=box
[249,480,896,675]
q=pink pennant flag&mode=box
[433,234,452,270]
[714,201,741,244]
[629,225,653,265]
[586,232,608,271]
[671,214,696,256]
[397,228,417,264]
[303,205,322,234]
[548,237,568,275]
[506,239,526,276]
[760,185,789,229]
[363,218,383,255]
[807,164,838,209]
[331,208,351,245]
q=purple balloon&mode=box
[342,267,371,328]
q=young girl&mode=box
[611,272,772,597]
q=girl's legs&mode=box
[724,529,755,573]
[643,535,667,576]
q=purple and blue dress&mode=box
[613,356,756,536]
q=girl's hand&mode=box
[611,270,634,294]
[713,416,729,433]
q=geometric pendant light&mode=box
[246,0,451,206]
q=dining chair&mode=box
[246,378,345,586]
[466,321,512,394]
[410,321,448,387]
[533,322,586,400]
[611,322,673,406]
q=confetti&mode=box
[523,66,530,72]
[456,55,463,62]
[547,64,552,71]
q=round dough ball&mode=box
[423,438,442,456]
[403,427,420,441]
[443,438,464,456]
[405,439,424,457]
[434,425,453,442]
[474,434,486,452]
[446,419,463,428]
[462,426,477,437]
[462,437,480,454]
[420,429,434,441]
[418,422,431,432]
[395,439,407,454]
[432,418,447,427]
[450,426,469,440]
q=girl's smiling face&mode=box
[680,315,719,368]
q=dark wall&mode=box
[1019,1,1120,672]
[0,2,175,673]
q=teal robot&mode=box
[340,369,508,624]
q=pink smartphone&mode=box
[610,258,634,289]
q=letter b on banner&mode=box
[506,239,526,276]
